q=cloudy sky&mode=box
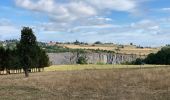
[0,0,170,46]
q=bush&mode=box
[77,56,88,64]
[132,58,144,65]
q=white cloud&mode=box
[15,0,141,31]
[0,18,20,40]
[154,7,170,13]
[161,8,170,11]
[130,19,159,31]
[0,18,12,26]
[86,0,137,12]
[0,26,20,40]
[15,0,97,22]
[34,17,170,46]
[67,2,97,17]
[13,0,170,46]
[15,0,139,14]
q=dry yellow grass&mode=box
[118,48,159,55]
[0,66,170,100]
[44,64,168,71]
[60,44,117,51]
[59,44,160,55]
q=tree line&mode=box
[132,47,170,65]
[144,47,170,65]
[0,27,49,77]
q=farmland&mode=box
[58,44,160,55]
[0,65,170,100]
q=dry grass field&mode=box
[59,44,160,55]
[0,66,170,100]
[44,64,168,71]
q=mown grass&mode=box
[44,64,169,71]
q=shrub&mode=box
[77,56,88,64]
[132,58,144,65]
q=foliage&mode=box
[0,27,49,76]
[130,46,170,65]
[17,27,37,71]
[38,48,50,68]
[94,41,103,44]
[1,39,115,54]
[44,45,115,53]
[77,56,88,64]
[74,40,80,45]
[131,58,144,65]
[0,47,21,71]
[144,47,170,65]
[0,47,6,70]
[16,27,49,76]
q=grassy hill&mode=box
[0,40,161,55]
[58,44,160,55]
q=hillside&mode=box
[0,40,161,56]
[58,44,160,56]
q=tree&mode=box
[17,27,48,77]
[38,50,50,71]
[94,41,102,44]
[144,47,170,65]
[74,40,80,45]
[34,46,49,72]
[4,48,21,74]
[4,48,13,73]
[144,53,156,64]
[0,47,5,71]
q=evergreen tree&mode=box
[5,48,21,72]
[38,49,50,71]
[0,47,5,71]
[17,27,37,77]
[0,27,49,75]
[17,27,49,77]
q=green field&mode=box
[44,64,169,71]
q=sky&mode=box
[0,0,170,47]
